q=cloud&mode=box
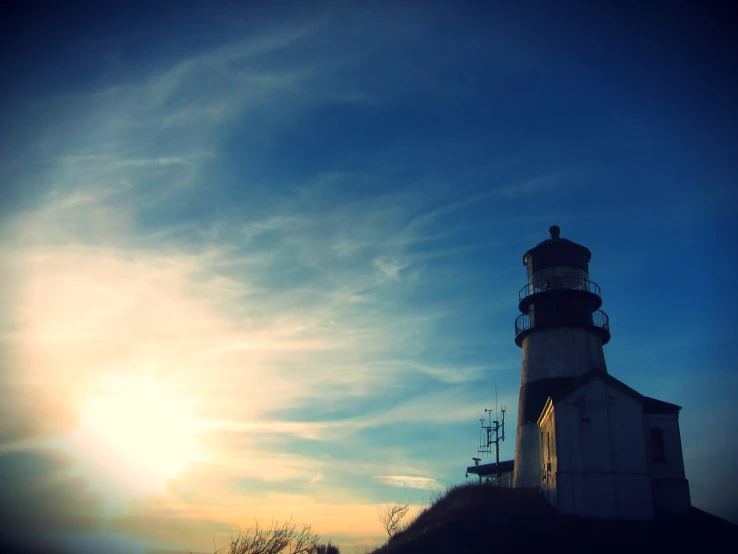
[0,11,546,551]
[109,514,239,552]
[0,379,78,445]
[358,387,518,429]
[113,156,203,168]
[373,257,409,279]
[0,448,104,541]
[104,485,391,553]
[373,475,443,490]
[365,360,493,385]
[491,173,568,197]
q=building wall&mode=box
[643,412,691,514]
[643,413,686,479]
[513,423,542,488]
[521,327,607,384]
[546,378,653,519]
[515,327,607,488]
[539,403,557,507]
[555,472,652,520]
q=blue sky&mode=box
[1,1,736,552]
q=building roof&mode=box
[543,368,682,415]
[549,367,644,404]
[522,226,592,265]
[466,460,514,476]
[643,396,682,414]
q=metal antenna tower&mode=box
[478,396,506,478]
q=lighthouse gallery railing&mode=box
[518,276,601,302]
[515,310,610,337]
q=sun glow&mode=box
[68,374,206,495]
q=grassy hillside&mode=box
[372,483,738,554]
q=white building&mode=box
[510,226,690,519]
[537,368,690,519]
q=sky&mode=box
[0,1,736,552]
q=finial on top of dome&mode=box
[549,225,561,239]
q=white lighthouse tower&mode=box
[512,225,610,488]
[468,225,689,516]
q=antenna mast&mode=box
[478,386,506,478]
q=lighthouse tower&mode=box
[513,226,611,488]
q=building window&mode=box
[651,427,666,463]
[577,395,590,422]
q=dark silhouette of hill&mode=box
[371,483,737,554]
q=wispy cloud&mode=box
[0,9,559,552]
[373,475,443,490]
[373,257,409,280]
[491,173,569,197]
[113,156,203,168]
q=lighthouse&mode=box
[467,225,689,516]
[513,225,611,488]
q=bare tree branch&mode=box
[379,502,410,538]
[209,517,322,554]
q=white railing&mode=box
[482,473,512,487]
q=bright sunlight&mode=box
[68,373,205,495]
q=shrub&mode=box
[195,517,337,554]
[315,540,340,554]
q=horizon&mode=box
[1,1,736,553]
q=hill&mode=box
[371,483,737,554]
